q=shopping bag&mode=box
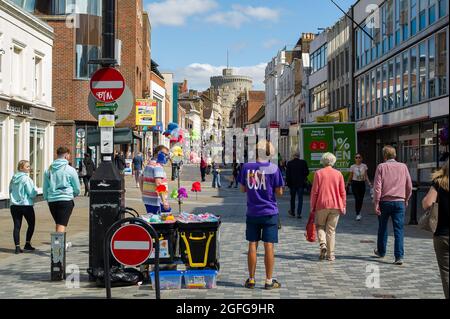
[305,213,317,242]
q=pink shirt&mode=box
[310,166,347,214]
[373,159,412,208]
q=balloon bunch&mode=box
[163,122,184,143]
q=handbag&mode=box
[419,202,439,233]
[305,212,317,242]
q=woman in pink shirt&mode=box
[310,152,347,261]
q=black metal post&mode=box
[102,0,115,65]
[104,218,160,299]
[408,187,418,225]
[177,164,181,213]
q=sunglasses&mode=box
[355,156,362,159]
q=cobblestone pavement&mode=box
[0,165,445,299]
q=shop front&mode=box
[0,99,55,208]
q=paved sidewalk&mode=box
[0,165,445,299]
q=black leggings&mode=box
[351,181,366,215]
[10,206,35,246]
[83,175,91,194]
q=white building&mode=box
[307,31,329,123]
[279,62,295,160]
[0,0,54,207]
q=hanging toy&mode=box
[191,182,202,200]
[178,187,188,200]
[170,189,179,200]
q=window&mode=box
[376,67,381,113]
[436,31,447,96]
[388,60,394,109]
[438,0,447,18]
[429,0,436,24]
[419,41,427,101]
[382,63,388,111]
[345,49,349,73]
[429,36,436,98]
[371,70,376,115]
[356,78,361,119]
[310,82,328,112]
[0,117,3,195]
[419,0,427,30]
[410,47,417,104]
[395,56,401,107]
[29,122,45,188]
[361,77,365,118]
[14,123,21,170]
[34,56,43,100]
[12,46,24,96]
[402,51,409,105]
[75,14,102,79]
[310,44,327,74]
[411,0,417,36]
[9,0,36,12]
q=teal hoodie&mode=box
[43,159,81,202]
[9,172,38,206]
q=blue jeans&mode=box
[289,187,304,216]
[212,172,221,188]
[377,201,405,259]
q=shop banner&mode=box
[302,126,334,170]
[136,99,157,126]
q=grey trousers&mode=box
[433,235,449,299]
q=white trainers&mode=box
[65,242,72,251]
[356,215,362,221]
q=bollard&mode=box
[51,232,66,281]
[408,187,418,225]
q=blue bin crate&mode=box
[183,270,218,289]
[150,270,183,290]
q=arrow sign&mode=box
[110,224,153,267]
[90,67,125,103]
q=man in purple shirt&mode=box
[239,140,284,290]
[373,145,413,265]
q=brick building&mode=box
[31,0,152,167]
[234,91,265,129]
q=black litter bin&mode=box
[178,220,221,270]
[146,221,178,264]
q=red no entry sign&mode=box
[110,224,153,267]
[90,67,125,103]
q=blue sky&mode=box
[145,0,355,90]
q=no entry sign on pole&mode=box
[110,224,153,267]
[90,67,125,103]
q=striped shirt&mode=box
[142,160,168,207]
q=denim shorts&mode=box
[246,215,279,243]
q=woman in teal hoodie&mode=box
[9,160,38,254]
[43,147,81,233]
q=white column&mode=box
[23,120,30,161]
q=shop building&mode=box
[0,0,54,207]
[353,0,449,182]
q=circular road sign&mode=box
[88,85,133,124]
[110,224,153,267]
[90,67,125,103]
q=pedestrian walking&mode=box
[373,145,412,265]
[132,152,144,187]
[200,156,207,182]
[228,163,241,188]
[140,145,171,214]
[9,160,37,254]
[239,140,284,290]
[347,153,372,221]
[310,152,347,262]
[79,153,95,196]
[286,152,309,218]
[422,160,449,299]
[43,147,81,235]
[114,150,125,173]
[212,162,222,188]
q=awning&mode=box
[87,128,133,146]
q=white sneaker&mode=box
[356,215,362,221]
[65,242,72,251]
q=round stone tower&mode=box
[210,68,253,128]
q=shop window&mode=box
[410,47,418,104]
[29,123,45,188]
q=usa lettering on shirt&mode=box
[247,170,267,190]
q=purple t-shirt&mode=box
[239,162,284,217]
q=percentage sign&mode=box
[338,137,348,150]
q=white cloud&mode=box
[262,38,282,49]
[147,0,218,26]
[173,63,267,91]
[206,4,280,28]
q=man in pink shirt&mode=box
[373,145,412,265]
